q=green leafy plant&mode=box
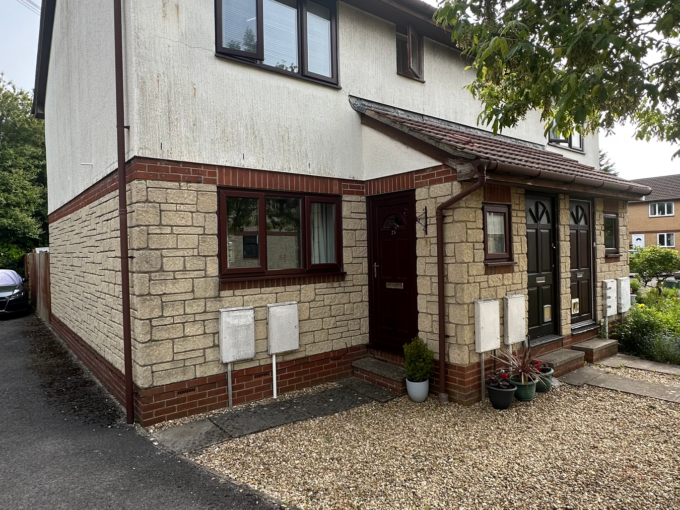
[630,278,642,296]
[630,246,680,292]
[403,337,434,383]
[433,1,680,156]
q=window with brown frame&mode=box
[603,213,619,256]
[215,0,338,86]
[483,204,512,263]
[396,25,423,81]
[218,189,343,280]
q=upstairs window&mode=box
[397,26,423,81]
[658,233,675,248]
[549,128,584,151]
[649,202,674,217]
[216,0,338,85]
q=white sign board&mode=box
[603,279,618,317]
[632,234,645,248]
[475,299,501,353]
[617,277,631,314]
[267,302,300,355]
[219,307,256,364]
[503,294,526,345]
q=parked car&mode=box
[0,270,30,316]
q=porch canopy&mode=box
[352,98,652,201]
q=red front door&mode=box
[367,191,418,352]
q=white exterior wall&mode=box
[46,0,599,212]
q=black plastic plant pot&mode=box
[486,382,517,410]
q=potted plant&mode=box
[494,348,544,402]
[485,369,516,410]
[403,337,434,403]
[533,360,554,393]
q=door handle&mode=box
[373,263,379,278]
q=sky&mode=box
[1,0,679,181]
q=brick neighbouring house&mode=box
[33,0,651,426]
[628,175,680,252]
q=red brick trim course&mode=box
[52,314,367,426]
[49,157,456,224]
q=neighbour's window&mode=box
[397,26,423,80]
[483,204,512,263]
[649,202,674,217]
[216,0,338,85]
[549,128,584,151]
[658,233,676,248]
[218,189,342,279]
[603,213,619,256]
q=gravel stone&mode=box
[194,385,680,509]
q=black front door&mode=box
[368,191,418,352]
[526,196,556,340]
[570,200,593,325]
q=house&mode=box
[628,175,680,252]
[33,0,651,426]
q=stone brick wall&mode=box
[595,199,630,324]
[49,191,126,373]
[558,195,572,336]
[414,182,527,368]
[127,180,369,389]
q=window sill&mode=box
[604,253,621,262]
[484,260,516,267]
[220,270,346,284]
[215,52,341,90]
[397,71,425,83]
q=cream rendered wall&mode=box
[129,1,599,184]
[45,0,137,214]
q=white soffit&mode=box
[268,302,300,355]
[219,307,256,364]
[475,299,501,353]
[503,295,526,345]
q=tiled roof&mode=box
[364,110,651,196]
[629,175,680,202]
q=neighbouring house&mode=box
[33,0,651,426]
[628,175,680,252]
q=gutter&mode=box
[436,159,496,403]
[114,0,134,424]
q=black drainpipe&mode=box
[114,0,134,424]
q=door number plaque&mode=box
[386,282,404,290]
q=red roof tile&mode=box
[366,110,651,196]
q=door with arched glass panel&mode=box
[526,196,556,340]
[569,201,593,325]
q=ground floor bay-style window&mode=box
[218,189,342,280]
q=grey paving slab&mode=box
[559,366,603,386]
[210,385,373,440]
[338,377,399,403]
[154,419,229,454]
[352,357,406,381]
[599,354,680,376]
[591,373,680,402]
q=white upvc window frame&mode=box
[658,233,676,248]
[649,202,675,217]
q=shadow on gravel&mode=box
[24,316,123,427]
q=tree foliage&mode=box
[434,0,680,155]
[630,245,680,289]
[0,76,48,272]
[599,150,618,175]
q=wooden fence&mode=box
[24,251,51,323]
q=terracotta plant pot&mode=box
[510,375,537,402]
[406,379,429,403]
[536,367,554,393]
[486,382,516,410]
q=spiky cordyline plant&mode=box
[493,347,547,384]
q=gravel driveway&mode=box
[194,385,680,509]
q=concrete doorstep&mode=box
[560,366,680,403]
[153,378,397,454]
